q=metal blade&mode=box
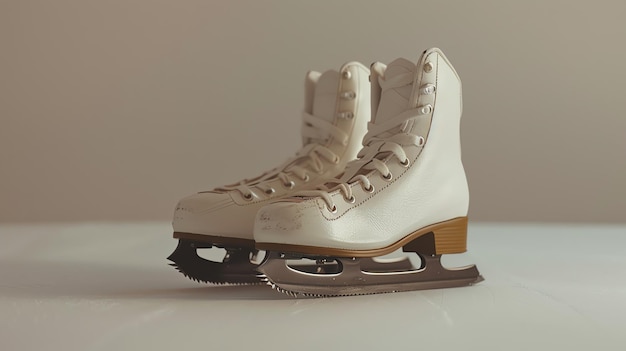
[167,239,261,285]
[258,252,483,297]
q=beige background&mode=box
[1,0,625,223]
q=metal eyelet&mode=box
[417,136,425,146]
[400,158,410,167]
[327,204,338,213]
[363,184,374,193]
[265,188,275,195]
[338,111,354,119]
[243,193,253,200]
[302,174,310,182]
[382,172,393,181]
[344,195,356,204]
[342,70,351,79]
[340,91,356,100]
[283,181,295,189]
[424,62,433,73]
[419,104,432,115]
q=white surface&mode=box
[1,222,624,351]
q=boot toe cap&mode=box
[172,192,248,237]
[254,199,332,246]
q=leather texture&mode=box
[172,62,371,240]
[254,48,470,250]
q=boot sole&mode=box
[256,216,468,257]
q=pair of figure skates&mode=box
[168,48,483,297]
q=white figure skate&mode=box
[168,62,410,284]
[255,48,483,296]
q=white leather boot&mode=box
[255,48,483,296]
[168,62,372,284]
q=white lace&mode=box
[295,71,427,211]
[216,112,347,199]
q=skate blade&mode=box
[257,231,483,297]
[258,252,482,297]
[286,255,415,274]
[167,239,262,285]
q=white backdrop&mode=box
[1,0,625,223]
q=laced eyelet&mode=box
[265,188,275,195]
[421,84,436,95]
[363,184,374,193]
[302,174,310,182]
[327,204,338,213]
[382,172,393,181]
[400,158,410,167]
[333,156,340,164]
[283,181,295,189]
[344,195,356,204]
[243,193,253,200]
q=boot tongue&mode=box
[374,58,415,123]
[334,58,415,183]
[312,70,340,123]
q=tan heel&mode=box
[432,217,468,254]
[401,217,468,256]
